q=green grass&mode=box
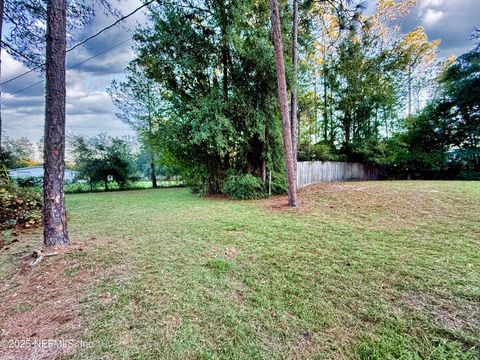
[2,181,479,359]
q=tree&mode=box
[135,0,284,195]
[399,26,440,116]
[390,30,480,178]
[70,134,134,190]
[438,36,480,172]
[43,0,68,246]
[0,0,118,159]
[269,0,298,207]
[108,63,164,188]
[290,0,299,174]
[2,0,117,68]
[0,136,36,168]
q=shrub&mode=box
[222,174,264,200]
[269,171,288,195]
[15,176,43,187]
[456,171,480,180]
[0,171,42,230]
[184,170,209,196]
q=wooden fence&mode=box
[296,161,379,188]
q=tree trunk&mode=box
[269,0,298,207]
[323,65,328,141]
[408,65,412,117]
[104,178,108,191]
[290,0,299,174]
[150,153,158,188]
[313,67,318,143]
[329,85,334,144]
[261,158,267,183]
[0,0,4,154]
[220,0,229,101]
[146,86,158,189]
[43,0,68,246]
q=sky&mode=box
[2,0,479,156]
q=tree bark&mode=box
[150,153,158,188]
[261,158,267,183]
[0,0,4,154]
[408,64,412,117]
[146,86,158,189]
[323,65,328,141]
[269,0,298,207]
[219,0,229,101]
[43,0,68,246]
[290,0,299,174]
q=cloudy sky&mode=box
[2,0,479,155]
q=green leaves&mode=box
[133,0,283,192]
[0,172,42,230]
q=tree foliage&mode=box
[69,134,134,190]
[108,63,165,188]
[298,0,440,165]
[3,0,119,68]
[0,137,36,169]
[134,0,285,194]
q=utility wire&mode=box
[1,40,43,68]
[0,63,38,86]
[6,37,132,97]
[67,0,156,53]
[1,0,157,86]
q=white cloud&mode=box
[422,9,444,25]
[2,1,144,144]
[419,0,444,11]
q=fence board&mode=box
[296,161,378,188]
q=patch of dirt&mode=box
[0,240,98,360]
[262,182,455,230]
[402,291,480,334]
[224,247,239,260]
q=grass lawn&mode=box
[0,181,479,359]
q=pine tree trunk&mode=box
[323,65,328,141]
[269,0,298,207]
[408,65,412,117]
[43,0,68,246]
[290,0,299,174]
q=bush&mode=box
[222,174,264,200]
[15,176,43,187]
[456,171,480,180]
[270,171,288,195]
[0,171,42,230]
[183,170,209,196]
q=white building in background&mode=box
[8,166,77,181]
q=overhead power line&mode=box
[67,0,156,53]
[1,0,157,87]
[6,37,132,97]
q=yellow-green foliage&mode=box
[0,168,42,229]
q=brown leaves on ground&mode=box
[263,182,470,230]
[0,242,96,360]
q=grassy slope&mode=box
[2,181,479,359]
